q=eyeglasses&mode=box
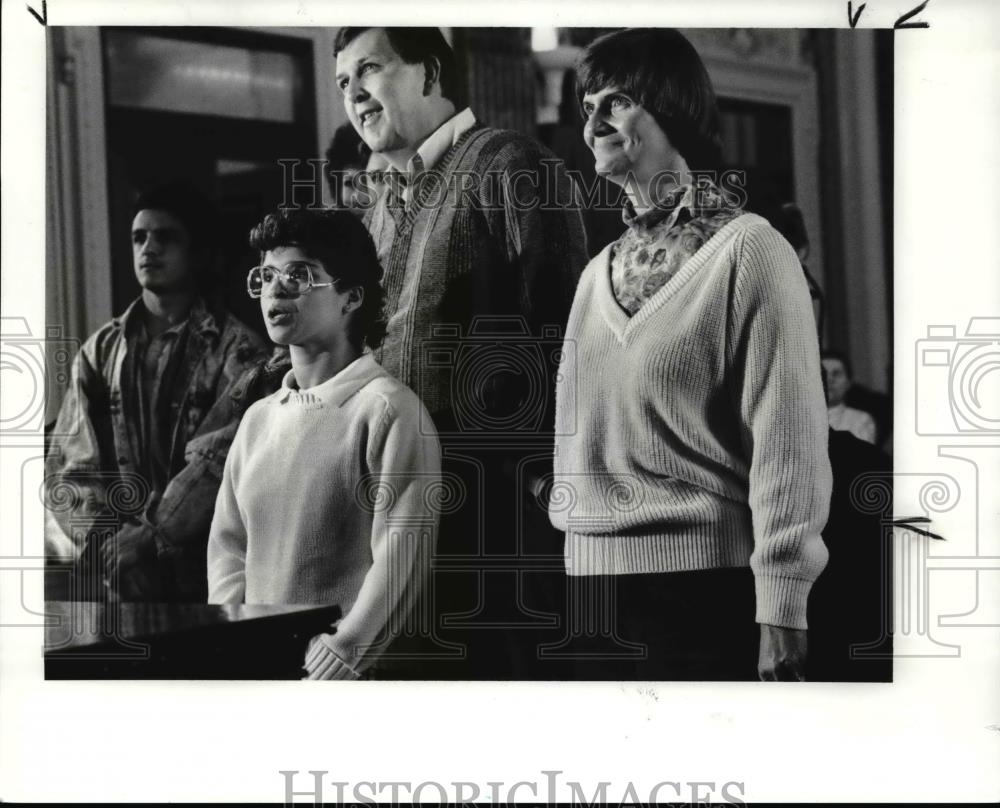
[246,263,334,298]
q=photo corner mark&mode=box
[27,0,47,26]
[847,0,931,29]
[848,1,867,28]
[895,0,931,29]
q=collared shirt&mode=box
[276,352,384,409]
[611,179,743,316]
[827,403,877,444]
[132,312,191,504]
[394,107,477,202]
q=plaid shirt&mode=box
[45,296,270,600]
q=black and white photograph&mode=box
[39,22,895,683]
[1,0,998,804]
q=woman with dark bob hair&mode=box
[207,208,441,679]
[549,29,831,680]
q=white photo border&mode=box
[2,0,998,803]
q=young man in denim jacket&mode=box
[45,182,269,602]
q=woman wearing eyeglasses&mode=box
[207,207,441,680]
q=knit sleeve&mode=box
[205,413,251,604]
[729,221,832,629]
[479,136,589,333]
[303,391,441,678]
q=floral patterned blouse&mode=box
[611,180,744,316]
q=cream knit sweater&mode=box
[550,214,831,629]
[207,354,441,677]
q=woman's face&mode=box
[581,85,677,189]
[258,245,356,351]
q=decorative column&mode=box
[453,28,536,134]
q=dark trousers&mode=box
[561,567,760,681]
[374,438,566,680]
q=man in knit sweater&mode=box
[334,27,589,677]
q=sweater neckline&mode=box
[277,352,385,409]
[597,213,763,341]
[391,125,485,231]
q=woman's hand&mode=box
[758,624,808,681]
[301,633,362,681]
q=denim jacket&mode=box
[45,296,270,600]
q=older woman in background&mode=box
[549,28,831,680]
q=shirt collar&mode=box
[277,352,386,408]
[117,295,219,342]
[408,107,476,176]
[187,297,221,341]
[385,108,476,202]
[622,182,693,231]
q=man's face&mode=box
[582,85,677,190]
[822,357,850,406]
[131,209,198,295]
[258,245,355,350]
[335,28,434,160]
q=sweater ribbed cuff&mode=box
[754,574,814,630]
[304,637,362,681]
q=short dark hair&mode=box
[576,28,722,172]
[132,181,219,253]
[821,349,853,380]
[324,122,371,202]
[334,27,461,106]
[248,208,387,350]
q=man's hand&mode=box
[101,523,160,601]
[758,623,808,681]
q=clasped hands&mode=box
[98,522,160,601]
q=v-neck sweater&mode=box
[550,213,831,629]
